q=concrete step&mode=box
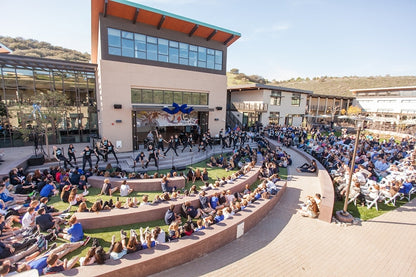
[26,142,258,173]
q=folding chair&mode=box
[348,193,359,206]
[384,192,401,206]
[401,187,416,202]
[366,194,380,211]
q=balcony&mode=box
[232,102,268,112]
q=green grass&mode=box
[333,194,415,221]
[43,155,248,263]
[41,157,288,265]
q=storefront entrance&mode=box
[132,110,208,150]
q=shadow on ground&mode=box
[150,186,301,277]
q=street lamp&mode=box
[336,119,363,222]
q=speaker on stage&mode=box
[28,154,45,166]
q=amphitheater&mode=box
[1,138,415,277]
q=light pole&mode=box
[342,124,361,214]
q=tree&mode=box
[20,91,73,159]
[347,105,362,115]
[229,68,239,74]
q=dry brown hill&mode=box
[227,70,416,97]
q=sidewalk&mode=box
[152,142,416,277]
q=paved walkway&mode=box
[152,142,416,277]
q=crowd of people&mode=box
[266,124,416,210]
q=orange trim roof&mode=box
[91,0,241,63]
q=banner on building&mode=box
[136,111,198,127]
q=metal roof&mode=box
[91,0,241,63]
[227,83,313,94]
[0,54,97,72]
[350,86,416,93]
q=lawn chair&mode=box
[348,193,360,206]
[384,192,401,206]
[366,193,380,211]
[400,187,416,202]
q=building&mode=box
[92,0,240,151]
[351,86,416,132]
[305,93,354,126]
[227,84,312,128]
[0,54,98,147]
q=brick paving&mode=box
[152,143,416,277]
[2,141,415,276]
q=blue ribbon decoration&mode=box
[162,102,194,114]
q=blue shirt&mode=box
[29,256,48,275]
[67,222,84,242]
[40,184,54,198]
[210,196,219,209]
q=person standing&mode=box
[94,141,105,166]
[145,144,158,168]
[164,136,178,156]
[82,146,92,172]
[104,141,119,164]
[182,133,193,152]
[67,144,76,165]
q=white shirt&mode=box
[120,184,131,197]
[22,212,35,229]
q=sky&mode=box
[1,0,415,81]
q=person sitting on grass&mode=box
[39,179,58,199]
[35,208,61,232]
[57,215,88,243]
[68,188,87,207]
[120,180,133,197]
[43,252,80,274]
[164,204,181,225]
[109,231,128,260]
[296,160,317,173]
[182,201,205,220]
[140,227,157,249]
[17,239,87,274]
[98,178,119,196]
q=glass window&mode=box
[158,39,168,55]
[109,47,121,56]
[108,28,121,47]
[147,36,157,44]
[142,89,153,103]
[135,51,146,59]
[200,93,208,105]
[154,90,164,104]
[189,50,197,67]
[122,31,133,39]
[173,91,183,104]
[164,91,173,104]
[107,28,223,71]
[131,89,141,103]
[198,47,206,61]
[270,90,281,106]
[169,41,179,48]
[134,34,146,51]
[291,93,301,106]
[169,47,179,63]
[179,58,188,65]
[207,54,215,69]
[179,43,188,58]
[191,93,200,105]
[147,42,157,61]
[183,92,192,104]
[122,38,134,57]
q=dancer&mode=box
[104,140,119,164]
[82,146,92,172]
[164,136,178,156]
[67,144,76,165]
[53,146,73,169]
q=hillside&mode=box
[227,70,416,97]
[0,36,90,63]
